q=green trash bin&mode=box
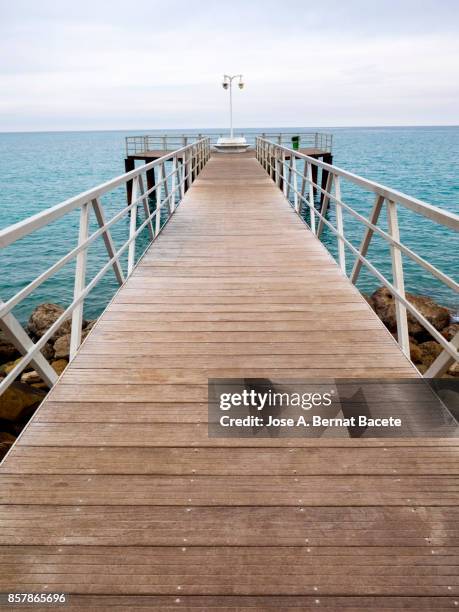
[291,135,300,150]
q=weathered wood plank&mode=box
[10,595,454,610]
[15,422,459,447]
[3,446,459,474]
[0,546,458,595]
[1,505,457,546]
[1,474,457,506]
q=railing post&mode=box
[292,156,299,212]
[91,197,125,284]
[161,161,170,213]
[350,194,385,285]
[179,158,185,199]
[334,176,346,273]
[185,149,191,192]
[282,151,287,196]
[317,172,334,238]
[155,165,162,235]
[286,155,293,199]
[171,156,177,213]
[275,149,280,187]
[307,162,316,234]
[69,202,90,360]
[137,176,154,241]
[191,147,195,183]
[386,199,410,358]
[127,177,139,275]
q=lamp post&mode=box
[222,74,244,138]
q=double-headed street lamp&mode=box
[222,74,244,139]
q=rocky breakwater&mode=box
[0,303,95,460]
[366,287,458,376]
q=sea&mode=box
[0,126,458,323]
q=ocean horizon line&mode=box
[1,124,458,135]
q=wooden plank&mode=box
[78,341,398,357]
[56,365,416,386]
[9,595,454,610]
[92,320,385,332]
[87,330,404,343]
[16,422,458,448]
[1,474,457,506]
[3,446,459,475]
[0,505,458,546]
[29,400,454,428]
[0,546,458,595]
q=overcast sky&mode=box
[1,0,458,131]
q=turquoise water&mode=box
[0,127,458,323]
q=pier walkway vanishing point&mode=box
[0,138,459,610]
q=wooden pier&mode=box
[1,150,458,610]
[124,132,333,203]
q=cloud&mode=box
[0,0,458,130]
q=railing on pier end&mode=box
[256,137,459,378]
[0,138,211,395]
[125,132,333,156]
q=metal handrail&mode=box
[0,138,211,395]
[256,137,459,378]
[125,132,333,156]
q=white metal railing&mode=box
[0,138,211,395]
[256,137,459,378]
[125,132,333,156]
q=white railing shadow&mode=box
[0,138,211,395]
[256,137,459,378]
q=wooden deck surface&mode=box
[128,147,329,160]
[1,154,458,611]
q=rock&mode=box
[448,362,459,377]
[442,323,459,341]
[85,319,97,332]
[26,303,78,341]
[53,333,71,359]
[19,359,67,385]
[21,370,41,384]
[1,357,34,377]
[409,342,423,364]
[370,287,451,338]
[53,327,92,360]
[418,340,443,368]
[416,363,428,375]
[0,382,45,421]
[51,359,68,376]
[361,294,374,309]
[31,382,48,390]
[41,341,55,362]
[0,331,20,365]
[1,358,23,377]
[0,432,16,461]
[0,358,19,376]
